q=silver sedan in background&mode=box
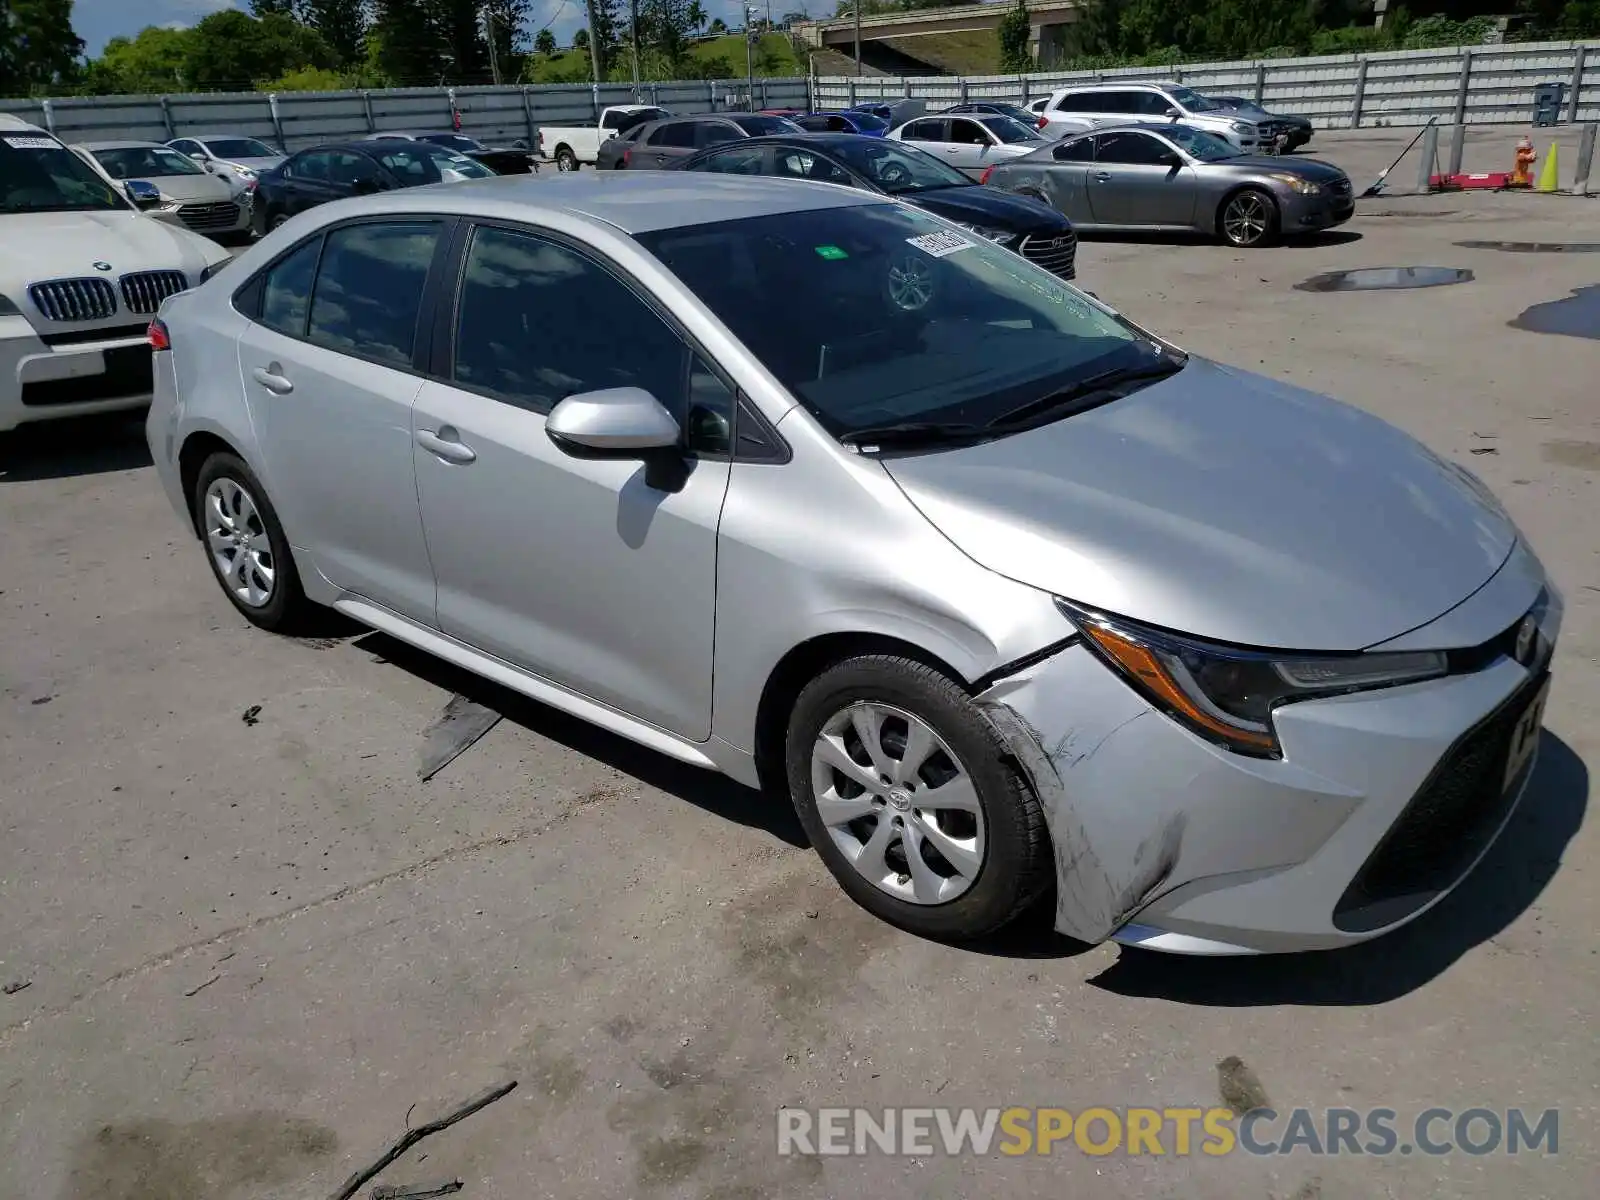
[147,173,1557,954]
[985,122,1354,247]
[888,112,1048,179]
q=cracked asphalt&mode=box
[2,126,1597,1199]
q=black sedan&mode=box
[251,141,495,234]
[1209,96,1314,151]
[676,132,1078,281]
[397,131,539,174]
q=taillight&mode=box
[1037,116,1047,129]
[148,319,170,351]
[622,148,631,167]
[979,166,994,186]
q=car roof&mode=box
[181,133,277,142]
[312,171,881,234]
[0,113,51,134]
[1056,80,1177,92]
[77,140,174,150]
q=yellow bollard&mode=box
[1536,143,1560,192]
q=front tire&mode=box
[1219,187,1279,248]
[785,655,1051,939]
[193,451,312,632]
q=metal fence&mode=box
[3,38,1596,149]
[816,38,1600,129]
[0,78,812,150]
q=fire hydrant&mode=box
[1511,136,1537,187]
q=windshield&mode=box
[1162,125,1241,162]
[1168,86,1221,113]
[850,112,889,132]
[982,104,1037,124]
[93,146,206,178]
[372,143,495,182]
[205,137,278,159]
[1215,97,1265,116]
[636,205,1158,440]
[422,133,485,151]
[827,139,971,195]
[735,115,804,136]
[980,115,1044,144]
[0,136,128,213]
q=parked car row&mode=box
[139,168,1561,956]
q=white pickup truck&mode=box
[536,105,672,171]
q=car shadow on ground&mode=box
[1075,229,1362,250]
[0,412,153,483]
[1086,730,1587,1006]
[350,629,810,849]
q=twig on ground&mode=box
[329,1081,517,1200]
[183,974,220,997]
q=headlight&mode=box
[952,222,1016,244]
[1229,120,1251,134]
[233,165,257,180]
[1057,600,1446,758]
[1268,172,1322,195]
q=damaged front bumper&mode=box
[974,587,1561,955]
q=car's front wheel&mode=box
[1219,187,1279,248]
[555,147,578,172]
[785,655,1052,939]
[193,451,312,632]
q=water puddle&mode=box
[1457,240,1600,253]
[1509,285,1600,341]
[1295,267,1473,293]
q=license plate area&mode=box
[1502,677,1549,792]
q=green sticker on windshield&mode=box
[814,244,849,260]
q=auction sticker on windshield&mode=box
[906,230,972,258]
[4,136,63,150]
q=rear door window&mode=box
[305,221,443,368]
[257,237,323,337]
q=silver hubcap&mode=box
[204,477,275,608]
[886,256,935,311]
[809,702,985,905]
[558,155,575,171]
[1224,193,1269,245]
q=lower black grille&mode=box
[121,270,189,315]
[1020,232,1077,281]
[20,345,154,408]
[1333,672,1547,932]
[178,201,241,231]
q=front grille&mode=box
[1332,671,1547,933]
[20,345,154,408]
[1327,177,1353,198]
[1020,231,1077,281]
[28,277,118,323]
[121,270,189,315]
[178,201,241,231]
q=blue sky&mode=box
[74,0,814,59]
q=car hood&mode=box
[146,173,236,202]
[1215,154,1345,181]
[0,210,227,291]
[220,156,285,172]
[908,185,1071,233]
[881,358,1516,650]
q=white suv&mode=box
[1,115,229,433]
[1040,82,1280,153]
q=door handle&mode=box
[416,426,477,465]
[251,364,293,394]
[1092,171,1112,182]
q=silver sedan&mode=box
[146,173,1558,952]
[985,122,1354,247]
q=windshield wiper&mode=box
[986,356,1185,430]
[838,421,996,450]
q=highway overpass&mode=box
[793,1,1082,70]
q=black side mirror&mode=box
[352,176,382,195]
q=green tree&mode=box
[483,0,529,74]
[248,0,298,14]
[534,27,557,54]
[187,10,334,91]
[573,26,590,50]
[997,0,1032,71]
[708,16,726,33]
[79,25,193,94]
[299,0,369,67]
[2,0,85,94]
[372,0,444,83]
[687,0,707,32]
[432,0,489,82]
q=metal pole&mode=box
[486,11,502,85]
[746,14,755,111]
[854,4,862,76]
[630,0,641,95]
[1415,121,1439,194]
[1351,56,1369,130]
[1453,48,1472,126]
[1569,46,1587,125]
[582,0,604,84]
[1575,122,1597,196]
[1446,120,1465,177]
